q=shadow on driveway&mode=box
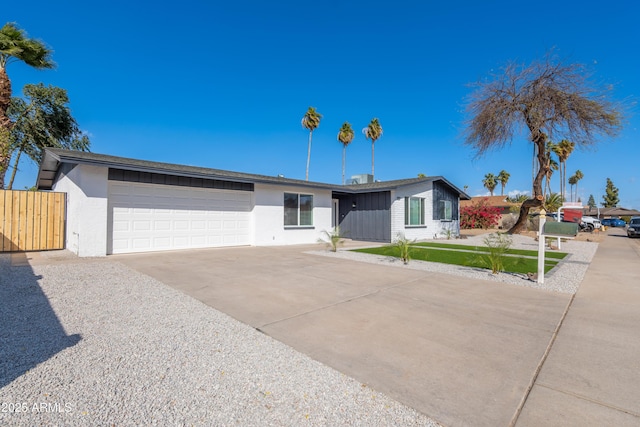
[0,253,81,389]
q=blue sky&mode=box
[7,0,640,209]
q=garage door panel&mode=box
[108,182,252,254]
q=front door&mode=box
[332,198,339,228]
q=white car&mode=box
[581,216,602,232]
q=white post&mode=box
[537,209,546,284]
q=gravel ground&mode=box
[0,256,440,426]
[311,233,598,294]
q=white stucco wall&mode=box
[253,183,332,246]
[391,181,460,241]
[52,163,109,256]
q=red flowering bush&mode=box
[460,198,501,229]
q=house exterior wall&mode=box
[391,181,460,240]
[253,183,332,246]
[52,163,109,257]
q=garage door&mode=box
[108,181,252,254]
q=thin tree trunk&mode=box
[305,131,312,181]
[7,148,22,190]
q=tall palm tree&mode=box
[301,106,322,181]
[337,122,354,185]
[574,169,584,203]
[568,174,578,202]
[0,22,54,188]
[552,139,575,202]
[362,118,383,178]
[483,173,497,196]
[497,170,510,196]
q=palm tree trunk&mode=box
[305,131,312,181]
[0,67,12,189]
[371,141,375,179]
[342,146,346,185]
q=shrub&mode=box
[394,232,414,264]
[482,232,513,274]
[460,198,501,229]
[318,227,344,252]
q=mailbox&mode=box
[543,221,579,237]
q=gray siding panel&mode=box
[433,182,459,220]
[336,191,391,242]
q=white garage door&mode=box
[108,181,252,254]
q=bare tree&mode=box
[464,53,622,233]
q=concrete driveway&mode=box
[116,243,571,426]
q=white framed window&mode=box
[284,193,313,227]
[405,197,425,226]
[439,200,452,221]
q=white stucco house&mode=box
[36,149,469,257]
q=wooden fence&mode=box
[0,190,66,252]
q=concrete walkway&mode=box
[516,228,640,426]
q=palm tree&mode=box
[483,173,497,196]
[497,170,510,196]
[362,118,383,178]
[574,169,584,203]
[552,139,575,202]
[544,158,559,198]
[301,107,322,181]
[568,174,578,202]
[544,192,564,213]
[0,22,54,188]
[337,122,354,185]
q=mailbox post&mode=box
[538,212,579,284]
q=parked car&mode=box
[628,217,640,238]
[580,216,602,232]
[601,218,627,227]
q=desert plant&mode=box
[318,227,344,252]
[394,232,414,264]
[482,233,513,274]
[440,224,458,240]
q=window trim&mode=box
[439,199,453,221]
[284,192,314,228]
[405,196,426,227]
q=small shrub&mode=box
[460,198,501,229]
[318,227,344,252]
[439,223,458,240]
[394,232,415,264]
[483,232,512,274]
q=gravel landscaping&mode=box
[0,255,440,426]
[311,233,598,294]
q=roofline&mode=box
[37,149,470,199]
[37,149,337,190]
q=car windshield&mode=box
[631,219,640,226]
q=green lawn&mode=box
[412,241,568,260]
[353,244,566,274]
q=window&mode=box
[439,200,452,221]
[284,193,313,227]
[405,197,425,226]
